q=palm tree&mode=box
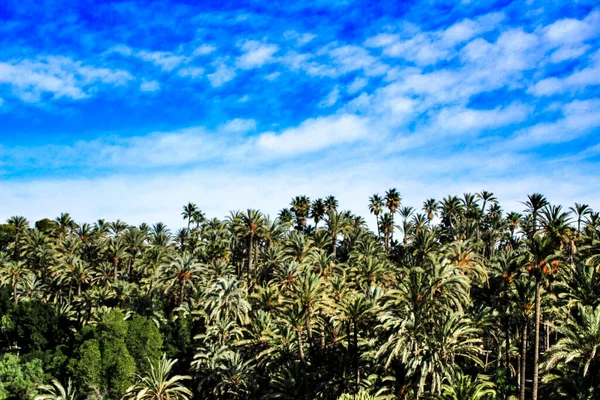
[291,196,311,231]
[35,378,79,400]
[440,374,496,400]
[338,293,377,394]
[311,198,327,229]
[124,355,192,400]
[282,303,308,364]
[384,189,401,242]
[545,304,600,377]
[522,193,549,237]
[159,252,203,305]
[324,210,349,258]
[368,194,384,237]
[399,206,415,244]
[204,276,251,325]
[294,271,325,346]
[423,198,438,221]
[0,260,27,303]
[241,209,264,287]
[569,203,592,234]
[325,195,339,211]
[7,215,29,260]
[379,213,394,252]
[182,202,198,231]
[524,235,558,400]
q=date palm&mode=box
[204,276,251,325]
[325,195,339,211]
[384,189,401,242]
[311,198,327,230]
[35,378,79,400]
[399,206,415,244]
[569,203,592,234]
[7,215,29,260]
[440,374,496,400]
[324,210,350,258]
[368,194,384,237]
[545,304,600,377]
[124,355,192,400]
[159,252,204,305]
[241,209,264,287]
[0,259,27,303]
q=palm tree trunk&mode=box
[306,310,313,345]
[297,329,305,364]
[13,283,17,304]
[247,235,254,287]
[179,278,186,305]
[354,322,360,394]
[520,320,527,400]
[532,280,541,400]
[113,259,119,282]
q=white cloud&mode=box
[347,77,368,94]
[528,52,600,96]
[237,40,279,69]
[430,103,530,134]
[0,56,132,102]
[510,99,600,147]
[136,50,187,71]
[140,79,160,92]
[207,62,236,87]
[256,114,369,156]
[193,44,217,56]
[264,71,281,81]
[218,118,256,134]
[543,10,600,45]
[178,67,205,79]
[366,12,504,66]
[319,86,340,107]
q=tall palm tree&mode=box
[379,213,394,252]
[324,210,349,258]
[204,276,251,325]
[423,198,438,222]
[291,196,311,231]
[182,202,198,231]
[282,303,308,364]
[522,193,549,237]
[368,194,384,237]
[325,195,339,211]
[311,198,326,229]
[569,203,592,234]
[7,215,29,260]
[0,260,27,303]
[241,209,264,287]
[525,235,558,400]
[384,189,401,242]
[124,355,192,400]
[399,206,415,244]
[159,252,203,305]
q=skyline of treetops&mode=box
[0,189,599,399]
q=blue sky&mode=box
[1,0,599,227]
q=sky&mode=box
[0,0,599,229]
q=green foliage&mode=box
[0,353,44,400]
[0,194,599,399]
[5,301,69,353]
[126,315,163,372]
[69,310,136,399]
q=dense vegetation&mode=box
[0,191,599,400]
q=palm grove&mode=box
[0,190,599,400]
